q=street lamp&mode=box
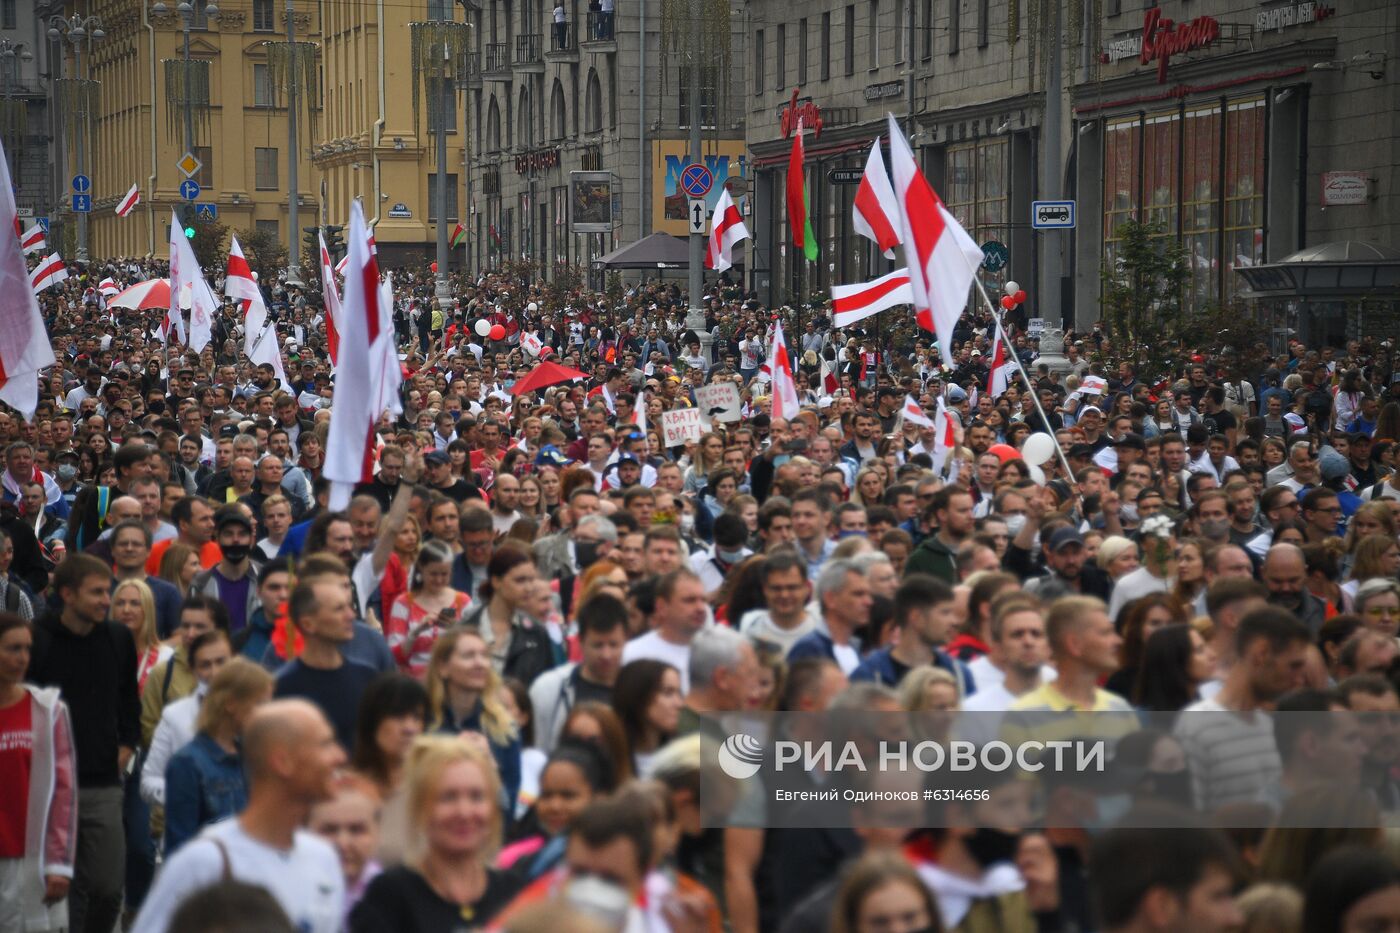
[48,15,104,265]
[0,40,32,182]
[150,0,218,168]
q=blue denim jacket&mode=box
[163,732,247,855]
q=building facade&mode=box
[2,0,56,222]
[746,0,1400,333]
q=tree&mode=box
[1099,218,1190,379]
[236,225,288,283]
[188,218,229,272]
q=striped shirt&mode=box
[1173,698,1282,812]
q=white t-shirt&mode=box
[832,642,860,675]
[131,820,344,933]
[965,655,1057,694]
[622,630,692,693]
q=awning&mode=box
[592,232,691,269]
[1235,240,1400,298]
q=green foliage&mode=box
[189,218,228,272]
[543,263,586,310]
[236,226,289,284]
[1099,218,1190,378]
[604,270,624,306]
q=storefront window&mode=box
[1101,95,1266,310]
[942,138,1008,246]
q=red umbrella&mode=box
[107,278,171,311]
[508,360,590,396]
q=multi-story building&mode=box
[746,0,1400,337]
[71,0,319,261]
[2,0,56,222]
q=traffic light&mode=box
[323,225,344,264]
[180,204,196,227]
[303,226,321,269]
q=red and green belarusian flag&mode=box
[449,223,467,248]
[786,115,819,262]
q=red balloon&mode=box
[1000,295,1016,310]
[1014,290,1027,304]
[987,443,1022,464]
[489,324,506,341]
[431,262,438,273]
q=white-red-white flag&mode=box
[168,209,217,352]
[704,188,748,274]
[0,136,58,418]
[520,331,544,357]
[932,397,958,477]
[820,357,838,395]
[98,277,119,297]
[886,114,983,367]
[318,230,343,367]
[28,253,68,293]
[326,200,384,510]
[765,321,800,421]
[987,323,1016,399]
[853,138,901,259]
[831,268,913,328]
[115,183,140,217]
[372,270,403,420]
[227,235,290,390]
[19,225,46,255]
[900,394,934,428]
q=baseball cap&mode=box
[535,445,570,467]
[617,453,640,466]
[1067,443,1096,460]
[946,385,968,402]
[218,424,239,439]
[1047,527,1086,552]
[1079,405,1103,418]
[214,508,253,534]
[423,450,450,465]
[1112,433,1146,451]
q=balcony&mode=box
[484,43,512,80]
[456,51,482,89]
[514,33,544,72]
[581,11,617,52]
[545,21,578,61]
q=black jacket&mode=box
[27,614,141,787]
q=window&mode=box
[948,0,959,54]
[608,55,617,129]
[428,173,459,223]
[820,13,831,80]
[253,0,274,31]
[486,95,502,151]
[867,1,878,67]
[550,80,566,139]
[921,0,932,58]
[1108,0,1122,15]
[844,6,855,75]
[977,0,988,48]
[254,147,278,189]
[798,19,808,85]
[776,25,785,91]
[584,69,602,132]
[255,219,278,240]
[678,65,718,128]
[191,0,212,29]
[253,64,273,108]
[895,0,905,62]
[942,138,1007,246]
[427,78,458,133]
[1,0,16,30]
[193,146,213,188]
[754,29,764,95]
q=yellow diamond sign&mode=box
[177,152,202,178]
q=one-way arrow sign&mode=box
[688,197,707,235]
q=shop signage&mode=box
[1140,8,1221,83]
[780,88,823,139]
[828,168,863,185]
[863,81,904,101]
[1256,1,1335,34]
[1321,171,1369,206]
[388,203,412,218]
[515,147,561,177]
[1101,34,1142,64]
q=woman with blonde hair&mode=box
[424,628,522,824]
[378,512,424,619]
[850,467,887,510]
[384,540,471,678]
[684,432,726,494]
[349,736,519,931]
[162,658,274,855]
[157,541,201,595]
[832,851,945,933]
[1349,534,1400,591]
[111,577,167,689]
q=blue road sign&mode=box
[680,163,713,198]
[71,174,90,193]
[195,203,218,221]
[179,179,201,201]
[71,194,91,213]
[36,218,49,233]
[1031,200,1076,230]
[981,240,1009,272]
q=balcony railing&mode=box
[583,10,615,43]
[547,20,577,53]
[514,33,542,66]
[456,50,481,88]
[484,43,511,75]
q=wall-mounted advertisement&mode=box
[570,172,615,232]
[652,140,748,236]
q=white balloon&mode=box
[1021,432,1057,466]
[1027,462,1046,486]
[1003,280,1020,297]
[474,319,491,337]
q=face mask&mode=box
[1091,793,1134,831]
[1200,518,1230,540]
[716,547,746,564]
[57,465,78,482]
[962,828,1019,868]
[1119,503,1139,525]
[680,513,695,535]
[1004,514,1026,536]
[772,454,791,468]
[220,543,251,563]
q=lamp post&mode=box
[283,0,302,287]
[47,15,104,265]
[0,40,32,178]
[151,0,219,183]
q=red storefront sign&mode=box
[780,88,823,139]
[1141,8,1221,83]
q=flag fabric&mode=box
[450,223,467,248]
[520,331,544,357]
[325,200,383,511]
[227,235,290,390]
[853,139,902,259]
[900,395,934,429]
[28,253,68,294]
[115,183,140,217]
[987,323,1016,399]
[831,268,913,327]
[19,225,45,255]
[820,357,838,394]
[98,277,120,297]
[160,216,186,345]
[704,188,748,273]
[335,236,375,276]
[931,397,958,477]
[167,209,217,351]
[785,117,819,262]
[765,321,800,420]
[0,137,58,419]
[371,270,403,421]
[318,231,343,367]
[886,114,984,367]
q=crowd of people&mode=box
[4,256,1400,933]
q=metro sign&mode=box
[1141,8,1221,83]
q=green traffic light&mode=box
[184,227,195,238]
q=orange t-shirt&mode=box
[146,538,223,576]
